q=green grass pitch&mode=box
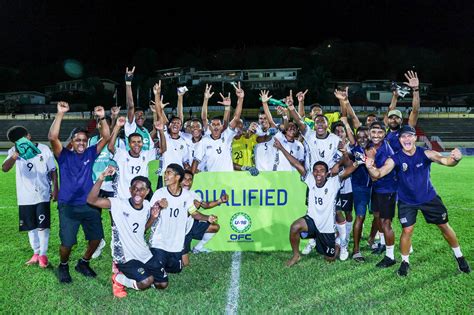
[0,157,472,313]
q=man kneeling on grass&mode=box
[87,166,167,297]
[273,138,359,266]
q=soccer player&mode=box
[124,66,153,151]
[181,170,227,266]
[149,164,217,287]
[108,116,166,199]
[87,167,166,296]
[232,120,260,175]
[366,122,398,267]
[366,125,470,275]
[191,82,244,173]
[274,138,358,266]
[384,71,420,153]
[2,126,58,268]
[48,102,110,283]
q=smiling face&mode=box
[258,114,269,131]
[129,180,149,207]
[128,135,143,156]
[182,172,193,190]
[190,121,202,138]
[388,115,402,130]
[369,127,386,145]
[285,122,298,140]
[310,106,323,120]
[314,116,328,137]
[312,164,328,187]
[135,110,145,127]
[334,125,346,140]
[210,118,223,138]
[399,133,417,152]
[164,168,180,186]
[169,117,182,136]
[366,115,377,126]
[71,132,88,154]
[356,130,369,148]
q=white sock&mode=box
[409,245,414,254]
[28,229,40,254]
[401,254,410,263]
[452,246,463,258]
[336,222,346,245]
[308,238,316,246]
[386,245,395,260]
[116,273,138,290]
[38,228,50,256]
[194,233,216,251]
[345,221,353,240]
[380,233,386,246]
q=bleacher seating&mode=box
[417,118,474,142]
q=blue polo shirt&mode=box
[391,147,437,205]
[386,128,402,153]
[371,140,397,193]
[57,145,98,205]
[350,145,372,188]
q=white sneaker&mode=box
[302,240,316,255]
[92,239,106,259]
[192,247,212,254]
[339,245,349,261]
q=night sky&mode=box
[1,1,474,72]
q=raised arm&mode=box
[340,116,356,146]
[110,106,120,130]
[201,84,213,131]
[153,82,170,125]
[297,89,308,118]
[108,116,126,154]
[177,87,186,124]
[228,82,244,129]
[287,99,307,134]
[425,147,462,167]
[154,120,167,154]
[86,166,115,209]
[94,106,111,154]
[273,138,306,177]
[384,90,399,126]
[365,156,396,179]
[335,87,361,130]
[48,101,69,158]
[276,106,289,131]
[259,90,277,128]
[404,71,420,127]
[125,66,136,124]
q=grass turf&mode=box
[0,158,472,313]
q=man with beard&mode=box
[48,102,110,283]
[366,125,470,276]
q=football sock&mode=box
[386,245,395,260]
[380,233,386,246]
[116,273,138,290]
[38,228,50,256]
[401,254,410,263]
[336,222,347,245]
[452,246,463,258]
[194,233,216,251]
[28,229,40,254]
[345,221,353,240]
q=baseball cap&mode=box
[369,121,386,130]
[398,125,416,137]
[388,109,402,119]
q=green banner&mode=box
[192,171,307,251]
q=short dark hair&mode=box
[356,126,369,134]
[69,127,88,140]
[184,170,194,178]
[128,132,143,142]
[169,116,181,123]
[366,113,378,119]
[331,121,346,133]
[135,107,145,114]
[210,116,223,123]
[314,114,328,123]
[369,121,386,130]
[130,176,151,190]
[313,161,329,172]
[310,103,322,111]
[6,125,28,143]
[167,163,185,183]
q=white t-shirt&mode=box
[112,147,159,199]
[4,144,56,205]
[109,198,153,264]
[185,190,202,234]
[275,134,305,171]
[303,129,341,171]
[149,187,197,252]
[181,133,206,172]
[303,173,340,233]
[193,128,236,172]
[157,132,189,176]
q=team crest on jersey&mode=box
[142,156,145,161]
[402,163,408,172]
[39,155,43,161]
[206,145,212,149]
[122,212,129,217]
[329,144,332,150]
[324,188,328,195]
[319,150,325,158]
[180,145,184,150]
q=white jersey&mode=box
[158,132,189,175]
[275,134,305,171]
[185,190,202,234]
[149,187,197,252]
[194,128,236,172]
[254,137,278,171]
[182,133,206,172]
[112,147,159,199]
[109,198,153,264]
[4,144,56,205]
[303,173,340,233]
[339,176,353,194]
[303,129,341,170]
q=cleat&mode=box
[38,255,49,268]
[75,259,97,278]
[112,274,127,298]
[352,252,365,263]
[456,256,471,273]
[192,247,212,254]
[26,254,39,265]
[58,263,72,283]
[397,261,410,276]
[376,256,396,268]
[339,245,349,261]
[92,239,106,259]
[302,240,316,255]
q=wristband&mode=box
[224,107,230,111]
[282,115,288,120]
[125,81,132,86]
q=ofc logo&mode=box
[229,212,253,242]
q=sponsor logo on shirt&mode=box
[324,188,328,195]
[122,212,129,217]
[83,159,90,166]
[416,163,423,168]
[402,163,408,172]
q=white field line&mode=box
[225,251,242,315]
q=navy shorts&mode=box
[336,192,353,213]
[183,220,210,254]
[19,202,50,231]
[398,195,448,228]
[300,215,336,257]
[150,248,183,279]
[371,192,397,219]
[117,255,165,283]
[58,203,104,247]
[353,186,372,217]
